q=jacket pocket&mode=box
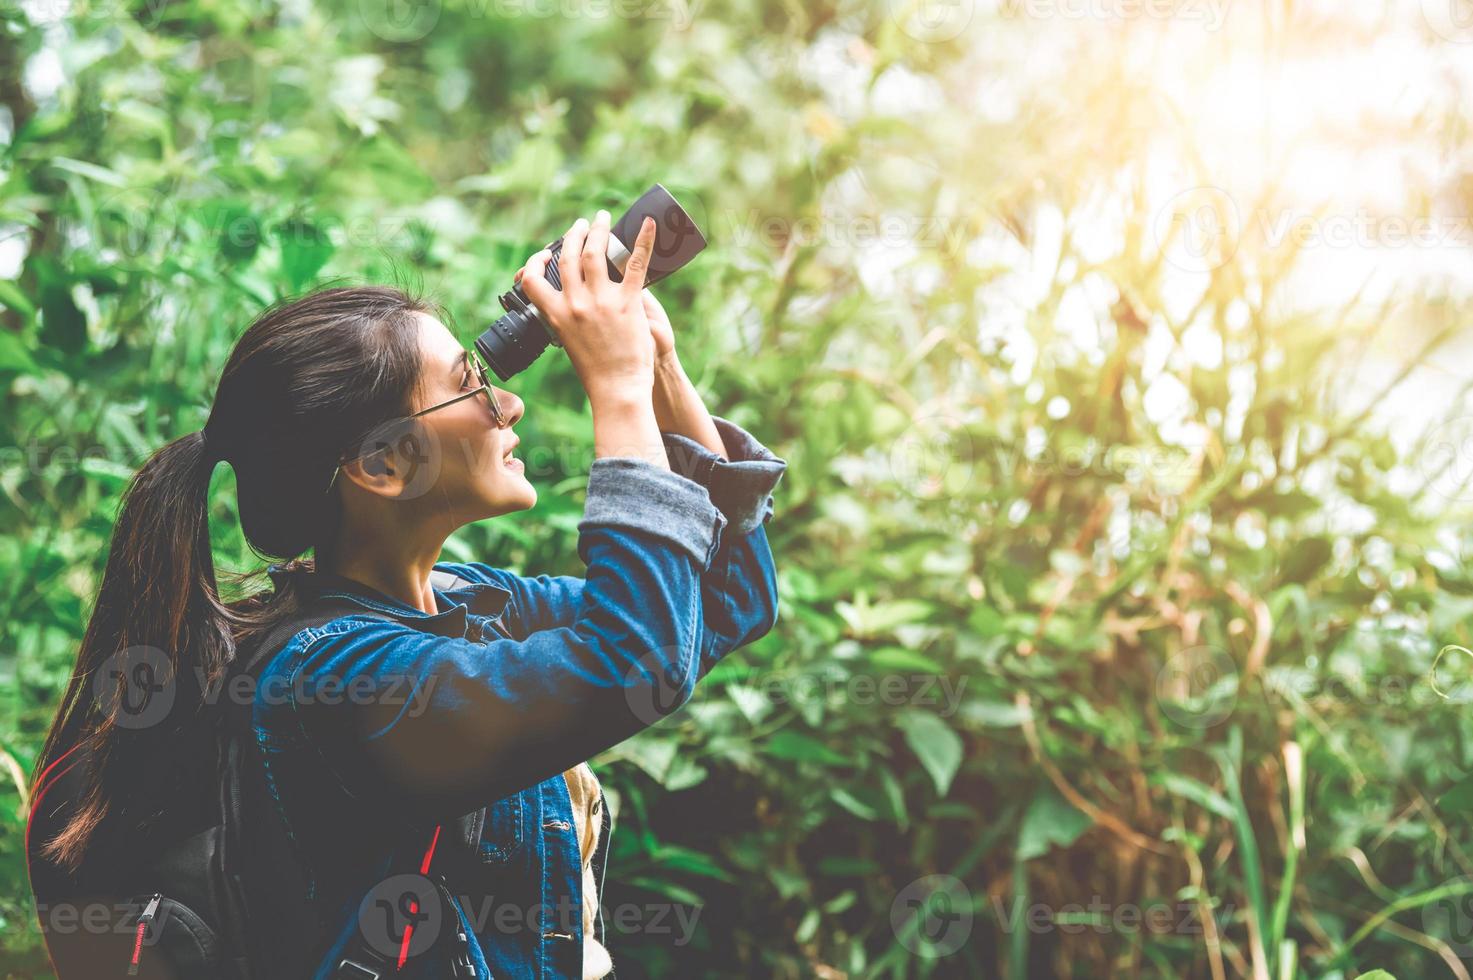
[478,792,524,865]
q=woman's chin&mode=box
[474,478,536,519]
[503,478,538,512]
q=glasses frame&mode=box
[325,346,509,496]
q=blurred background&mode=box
[4,0,1473,977]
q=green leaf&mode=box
[1439,773,1473,812]
[962,699,1032,728]
[609,734,677,782]
[1017,789,1093,862]
[623,875,704,907]
[276,217,335,291]
[831,786,880,821]
[897,711,963,796]
[0,280,36,318]
[968,604,1006,636]
[878,766,909,829]
[835,596,933,637]
[80,456,136,488]
[822,891,857,914]
[650,844,735,882]
[1153,773,1235,819]
[795,908,820,944]
[763,730,849,766]
[1279,536,1333,584]
[767,867,807,900]
[662,755,708,792]
[0,329,37,374]
[50,157,127,187]
[455,138,564,195]
[866,645,946,673]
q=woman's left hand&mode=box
[642,289,676,364]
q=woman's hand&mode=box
[642,289,676,365]
[519,210,659,406]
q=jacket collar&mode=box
[266,561,512,638]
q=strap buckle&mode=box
[335,959,381,980]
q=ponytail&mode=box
[34,428,236,871]
[31,285,430,873]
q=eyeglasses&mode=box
[325,346,509,495]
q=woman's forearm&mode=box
[652,353,727,458]
[590,387,670,470]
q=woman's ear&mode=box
[338,425,443,502]
[337,451,405,499]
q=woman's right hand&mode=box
[519,210,659,406]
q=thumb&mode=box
[519,249,562,318]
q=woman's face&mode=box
[406,312,535,518]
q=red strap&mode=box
[396,824,443,971]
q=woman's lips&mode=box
[503,437,523,471]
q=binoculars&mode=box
[474,185,708,381]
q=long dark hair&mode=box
[33,285,431,871]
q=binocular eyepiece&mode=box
[474,185,708,381]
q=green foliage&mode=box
[4,1,1473,978]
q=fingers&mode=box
[621,216,657,294]
[558,217,589,295]
[518,248,564,323]
[581,209,612,287]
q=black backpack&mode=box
[27,589,468,980]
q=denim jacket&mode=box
[249,416,786,980]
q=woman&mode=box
[28,210,786,978]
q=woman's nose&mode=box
[499,389,526,427]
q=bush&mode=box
[2,2,1471,977]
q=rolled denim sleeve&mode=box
[274,457,727,820]
[582,455,729,565]
[661,415,788,534]
[474,421,789,666]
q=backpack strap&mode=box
[220,597,397,978]
[231,592,481,979]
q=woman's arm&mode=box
[452,415,787,664]
[260,454,727,823]
[644,288,726,457]
[653,351,725,458]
